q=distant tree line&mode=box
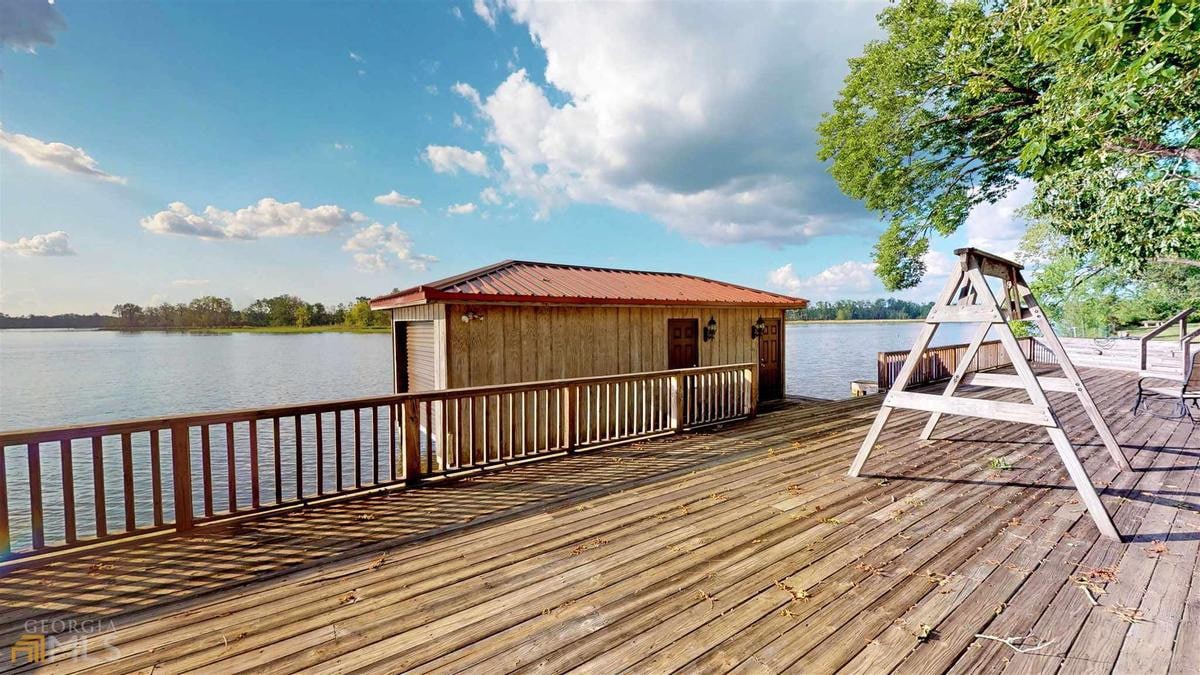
[0,295,392,330]
[0,313,112,329]
[109,295,390,329]
[787,299,933,321]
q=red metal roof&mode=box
[369,260,808,309]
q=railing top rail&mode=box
[1141,307,1195,345]
[0,362,755,447]
[1181,325,1200,344]
[879,337,1021,360]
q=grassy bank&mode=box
[103,325,389,334]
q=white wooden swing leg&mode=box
[848,271,964,477]
[921,321,992,441]
[983,276,1121,540]
[1016,274,1132,472]
[1045,426,1121,540]
[849,406,892,477]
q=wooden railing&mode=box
[0,363,755,561]
[877,337,1054,390]
[1140,307,1194,370]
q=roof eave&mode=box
[402,289,807,309]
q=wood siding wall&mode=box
[442,304,784,389]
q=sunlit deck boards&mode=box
[2,367,1198,674]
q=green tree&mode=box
[344,298,374,329]
[112,303,144,329]
[187,296,234,327]
[295,303,312,328]
[819,0,1200,290]
[1017,221,1200,335]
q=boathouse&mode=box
[369,260,807,401]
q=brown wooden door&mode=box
[667,319,699,369]
[759,318,782,400]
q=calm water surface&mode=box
[0,323,975,551]
[0,330,392,430]
[1,323,974,430]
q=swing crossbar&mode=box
[884,391,1056,426]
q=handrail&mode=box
[877,337,1051,390]
[1181,325,1200,376]
[1140,307,1194,370]
[0,363,757,562]
[0,363,749,447]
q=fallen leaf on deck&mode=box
[1106,605,1147,623]
[1145,541,1170,557]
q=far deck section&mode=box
[2,366,1198,674]
[1057,336,1189,376]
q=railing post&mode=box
[562,385,576,453]
[747,365,759,419]
[170,422,194,532]
[671,373,686,433]
[402,399,421,485]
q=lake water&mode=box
[1,322,975,431]
[1,323,978,552]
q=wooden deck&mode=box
[2,366,1198,674]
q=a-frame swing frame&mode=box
[848,248,1131,540]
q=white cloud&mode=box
[1,0,66,53]
[768,249,954,301]
[425,84,439,95]
[767,264,805,295]
[333,142,353,151]
[452,113,469,129]
[473,0,497,28]
[0,127,127,184]
[374,190,422,208]
[424,144,490,176]
[349,51,364,63]
[460,1,885,245]
[343,223,437,272]
[771,261,878,299]
[452,82,482,108]
[451,6,464,20]
[140,198,367,240]
[0,230,76,257]
[965,179,1033,259]
[447,202,477,215]
[479,187,503,205]
[171,278,210,287]
[921,249,956,278]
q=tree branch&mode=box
[1154,257,1200,268]
[1106,138,1200,163]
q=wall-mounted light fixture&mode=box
[703,315,718,342]
[460,310,484,323]
[750,316,767,340]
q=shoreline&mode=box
[37,326,393,334]
[786,318,925,324]
[104,326,389,334]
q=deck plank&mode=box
[1,367,1196,675]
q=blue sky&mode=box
[0,0,1028,315]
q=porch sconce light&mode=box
[750,316,767,340]
[460,310,484,323]
[703,316,718,342]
